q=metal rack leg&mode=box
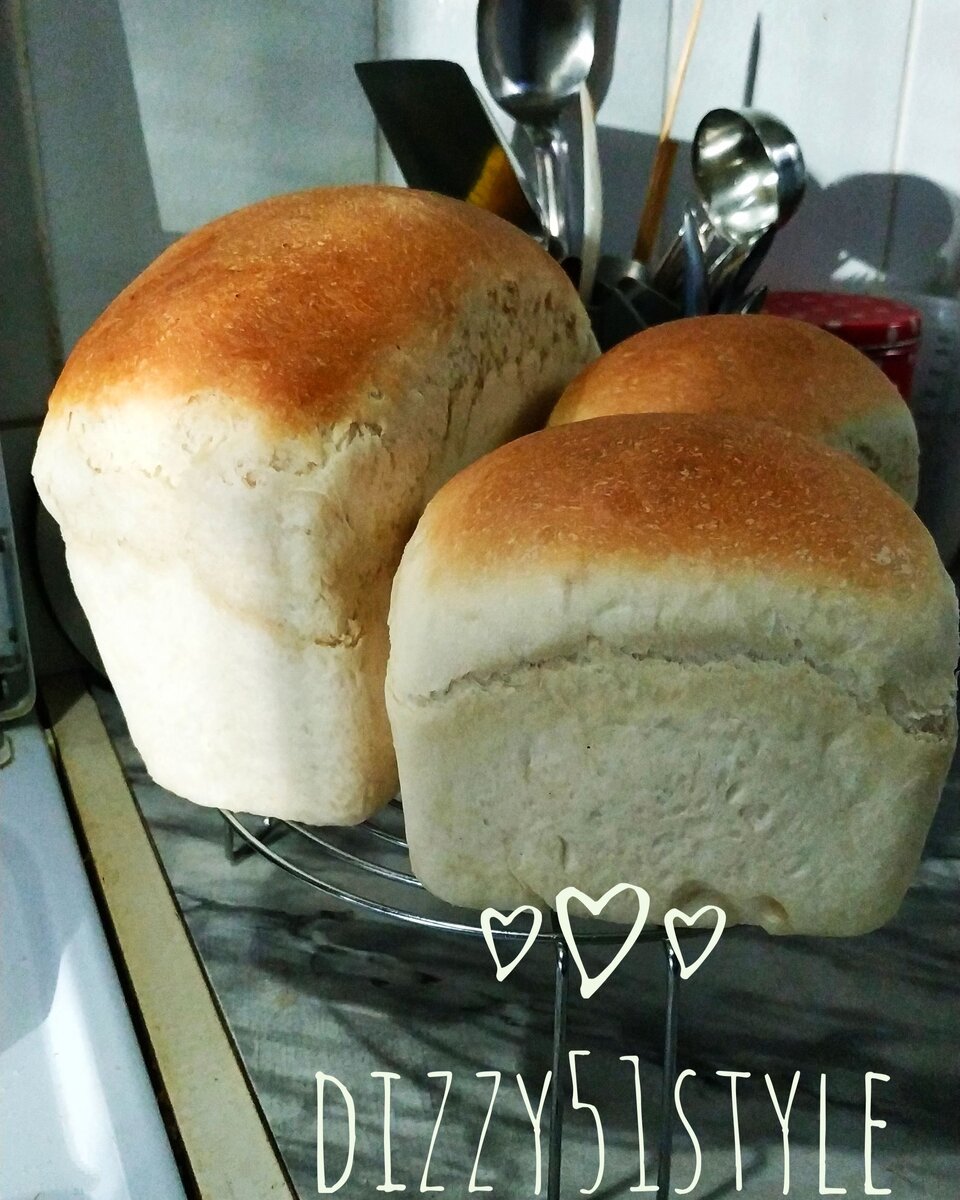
[656,937,682,1199]
[222,814,281,863]
[223,816,240,861]
[547,917,570,1200]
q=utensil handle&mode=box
[681,206,709,318]
[650,211,712,298]
[530,126,567,250]
[716,226,776,312]
[633,138,678,265]
[578,84,602,305]
[739,284,768,315]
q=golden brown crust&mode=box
[50,186,576,430]
[549,314,908,432]
[420,412,936,595]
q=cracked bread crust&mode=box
[389,415,955,708]
[33,186,598,824]
[548,315,919,503]
[395,639,957,741]
[386,413,958,934]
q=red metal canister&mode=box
[763,291,922,402]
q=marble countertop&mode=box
[92,683,960,1199]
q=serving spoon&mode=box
[477,0,599,255]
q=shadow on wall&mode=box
[762,172,958,294]
[26,0,960,317]
[22,0,380,352]
[592,125,958,297]
[117,0,377,233]
[21,0,168,352]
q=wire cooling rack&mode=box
[220,804,684,1199]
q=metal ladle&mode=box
[696,106,805,303]
[477,0,599,254]
[652,106,805,306]
[693,106,805,247]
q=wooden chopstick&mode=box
[633,0,706,264]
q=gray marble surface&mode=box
[92,683,960,1199]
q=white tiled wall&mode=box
[11,0,960,370]
[118,0,377,234]
[381,0,959,294]
[4,0,958,413]
[664,0,917,288]
[22,0,170,355]
[17,0,376,355]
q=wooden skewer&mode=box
[633,0,706,265]
[661,0,706,146]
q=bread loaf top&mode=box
[388,413,957,718]
[48,185,580,432]
[414,412,930,589]
[549,314,909,434]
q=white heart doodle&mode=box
[481,905,544,981]
[556,884,651,999]
[664,905,727,979]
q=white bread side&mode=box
[33,187,598,823]
[386,414,958,934]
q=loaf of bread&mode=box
[549,314,920,503]
[386,413,958,935]
[33,186,598,823]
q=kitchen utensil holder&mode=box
[220,804,684,1199]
